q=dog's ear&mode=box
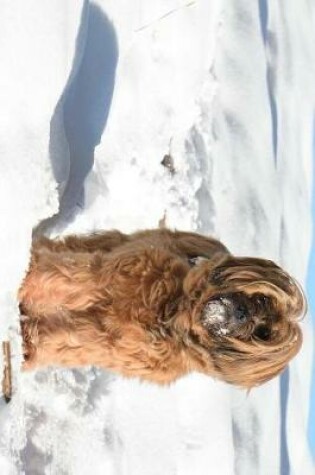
[207,256,278,284]
[209,320,303,388]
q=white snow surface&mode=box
[0,0,314,474]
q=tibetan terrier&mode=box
[18,228,305,388]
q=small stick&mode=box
[2,341,12,403]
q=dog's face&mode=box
[180,255,305,388]
[201,292,272,339]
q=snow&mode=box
[0,0,314,473]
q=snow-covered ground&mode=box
[0,1,314,473]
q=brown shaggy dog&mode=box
[18,228,305,388]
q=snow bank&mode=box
[0,0,86,469]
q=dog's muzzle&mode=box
[201,296,249,336]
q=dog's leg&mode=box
[33,230,129,254]
[18,249,108,369]
[20,312,87,370]
[18,249,105,317]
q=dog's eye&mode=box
[256,295,269,308]
[234,305,248,323]
[254,325,270,341]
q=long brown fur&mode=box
[18,228,305,388]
